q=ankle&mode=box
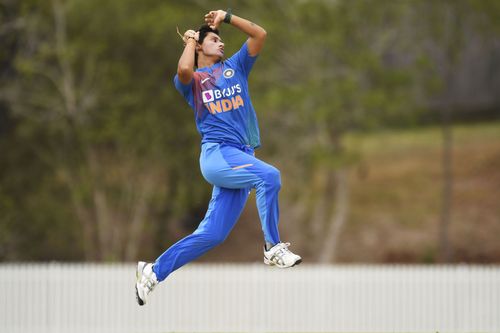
[265,242,275,251]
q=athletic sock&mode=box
[265,242,275,251]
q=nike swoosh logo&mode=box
[201,77,210,84]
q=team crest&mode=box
[202,90,214,103]
[223,68,235,78]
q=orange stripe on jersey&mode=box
[231,163,253,170]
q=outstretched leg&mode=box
[152,186,249,281]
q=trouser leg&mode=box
[201,143,281,246]
[153,186,248,281]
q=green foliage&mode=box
[1,0,499,261]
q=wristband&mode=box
[224,8,232,24]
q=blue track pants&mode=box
[153,142,281,281]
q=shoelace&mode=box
[270,242,292,261]
[144,276,157,293]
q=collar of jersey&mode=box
[197,61,223,72]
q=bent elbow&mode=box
[177,66,193,76]
[259,28,267,40]
[177,69,193,84]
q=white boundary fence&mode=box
[1,264,499,333]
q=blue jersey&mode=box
[174,41,261,148]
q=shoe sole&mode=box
[135,261,146,306]
[135,284,144,306]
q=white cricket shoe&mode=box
[135,261,158,306]
[264,242,302,268]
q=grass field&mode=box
[343,121,500,263]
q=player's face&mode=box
[201,32,224,59]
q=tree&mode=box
[249,0,419,262]
[414,0,500,262]
[1,0,208,261]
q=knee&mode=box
[265,167,281,190]
[197,231,227,248]
[209,232,227,246]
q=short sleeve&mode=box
[227,41,258,77]
[174,74,193,99]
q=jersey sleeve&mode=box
[227,40,258,77]
[174,74,194,99]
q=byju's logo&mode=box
[202,90,214,103]
[223,68,235,78]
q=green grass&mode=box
[345,121,500,156]
[340,121,500,263]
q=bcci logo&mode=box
[202,90,214,103]
[223,68,235,79]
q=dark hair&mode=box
[195,24,220,67]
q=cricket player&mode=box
[136,9,301,306]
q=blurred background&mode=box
[1,0,500,265]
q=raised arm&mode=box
[204,10,267,57]
[177,30,199,84]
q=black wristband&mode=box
[224,8,232,24]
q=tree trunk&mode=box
[319,168,349,263]
[52,0,78,117]
[64,171,99,261]
[439,105,453,262]
[310,168,328,244]
[124,175,155,261]
[438,3,458,264]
